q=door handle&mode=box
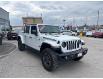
[29,36,32,38]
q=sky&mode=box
[0,1,103,26]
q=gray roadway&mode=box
[0,37,103,78]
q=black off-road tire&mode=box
[18,39,25,51]
[73,56,83,61]
[7,37,11,40]
[41,48,59,71]
[86,35,88,37]
[94,36,96,38]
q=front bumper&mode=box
[57,48,88,57]
[11,35,17,38]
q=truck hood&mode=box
[41,33,80,41]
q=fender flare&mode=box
[40,41,60,52]
[17,35,25,44]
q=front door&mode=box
[24,26,31,47]
[30,26,41,51]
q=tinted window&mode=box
[25,26,30,33]
[31,26,37,34]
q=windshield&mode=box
[38,25,61,33]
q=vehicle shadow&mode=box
[22,47,88,74]
[25,46,41,56]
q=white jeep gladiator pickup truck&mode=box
[17,24,88,71]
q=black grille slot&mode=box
[75,40,77,49]
[77,40,79,48]
[71,41,73,49]
[69,41,70,50]
[70,41,72,50]
[73,41,75,49]
[67,42,69,50]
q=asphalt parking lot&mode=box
[0,37,103,78]
[0,42,16,56]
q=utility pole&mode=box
[85,16,88,31]
[41,13,43,23]
[63,19,66,27]
[97,10,99,30]
[63,19,66,30]
[73,17,75,27]
[72,17,75,30]
[85,16,88,25]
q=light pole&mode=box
[97,10,99,30]
[41,13,43,23]
[63,19,66,27]
[63,19,66,30]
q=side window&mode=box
[25,26,30,33]
[24,26,26,33]
[31,26,37,35]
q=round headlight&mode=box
[62,42,66,48]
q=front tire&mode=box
[41,48,59,71]
[18,39,25,51]
[7,37,11,40]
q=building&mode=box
[22,17,43,25]
[0,7,10,33]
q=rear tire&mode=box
[94,36,96,38]
[7,37,11,40]
[18,39,25,51]
[86,35,88,37]
[41,48,59,71]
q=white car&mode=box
[62,30,77,36]
[62,30,72,36]
[71,31,77,36]
[86,31,94,37]
[17,24,88,71]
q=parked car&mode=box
[86,31,94,37]
[71,30,78,36]
[93,29,103,38]
[62,30,72,36]
[72,31,77,36]
[7,31,18,40]
[62,30,77,36]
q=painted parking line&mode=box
[0,44,16,58]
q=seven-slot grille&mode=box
[66,40,81,50]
